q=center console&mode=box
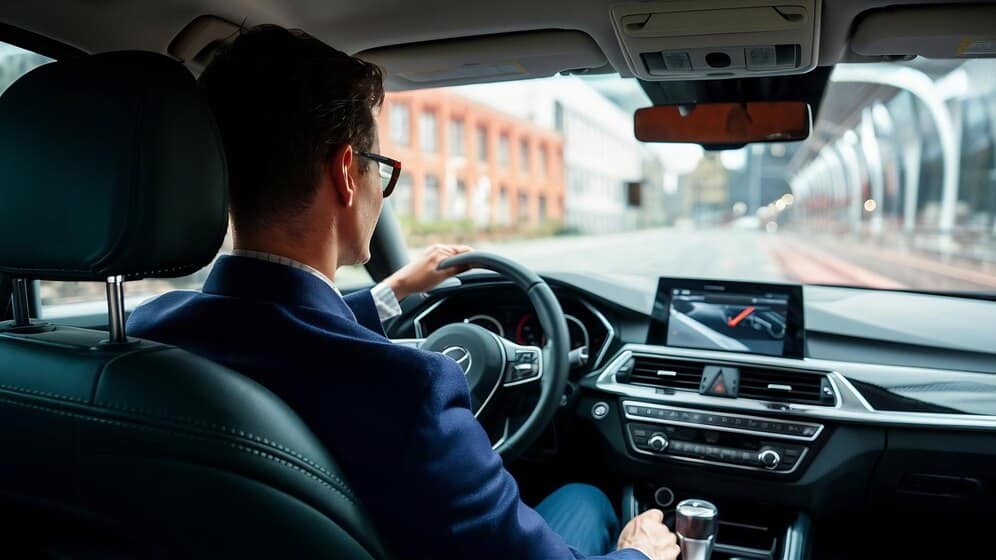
[623,484,810,560]
[622,401,823,474]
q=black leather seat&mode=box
[0,51,389,559]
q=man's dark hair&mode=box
[199,25,385,232]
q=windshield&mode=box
[381,58,996,294]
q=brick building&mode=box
[376,89,565,226]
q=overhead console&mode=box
[610,0,821,81]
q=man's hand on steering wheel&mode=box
[385,244,474,300]
[418,251,571,462]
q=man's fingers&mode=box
[434,245,475,271]
[641,508,664,523]
[659,530,677,546]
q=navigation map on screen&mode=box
[652,284,794,357]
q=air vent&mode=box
[739,367,835,405]
[628,356,703,391]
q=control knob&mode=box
[648,433,669,452]
[757,448,781,469]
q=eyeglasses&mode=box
[358,151,402,198]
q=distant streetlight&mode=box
[863,199,877,213]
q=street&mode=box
[471,228,996,293]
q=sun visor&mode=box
[610,0,821,81]
[356,30,608,91]
[851,5,996,60]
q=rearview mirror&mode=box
[634,102,811,145]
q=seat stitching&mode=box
[0,395,356,507]
[89,400,353,496]
[0,390,356,503]
[0,382,350,494]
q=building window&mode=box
[538,194,547,222]
[448,179,467,220]
[449,119,465,158]
[423,174,440,220]
[518,192,530,223]
[626,181,643,207]
[476,125,488,164]
[519,139,530,175]
[391,172,414,216]
[389,103,410,145]
[538,145,548,177]
[420,110,438,153]
[498,134,510,169]
[497,188,510,225]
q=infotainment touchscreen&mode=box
[646,278,805,359]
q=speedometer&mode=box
[464,314,504,337]
[515,313,543,346]
[515,313,589,350]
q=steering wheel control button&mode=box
[515,350,538,362]
[591,402,610,420]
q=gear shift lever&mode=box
[675,499,718,560]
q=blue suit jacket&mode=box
[128,255,645,560]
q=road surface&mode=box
[469,227,996,293]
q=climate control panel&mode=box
[622,401,823,474]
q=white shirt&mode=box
[231,250,402,322]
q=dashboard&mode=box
[386,271,996,539]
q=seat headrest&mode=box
[0,51,228,281]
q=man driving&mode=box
[128,24,679,560]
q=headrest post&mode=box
[11,278,31,326]
[105,275,127,343]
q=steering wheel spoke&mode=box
[497,337,543,387]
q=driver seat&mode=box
[0,51,390,559]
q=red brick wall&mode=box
[376,89,565,225]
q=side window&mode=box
[40,235,375,320]
[40,235,233,320]
[0,42,51,91]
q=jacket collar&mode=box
[202,254,357,321]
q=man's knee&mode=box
[550,483,617,524]
[556,483,611,506]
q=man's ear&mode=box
[327,143,356,208]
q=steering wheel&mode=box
[418,252,570,461]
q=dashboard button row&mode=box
[626,423,808,473]
[623,402,821,439]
